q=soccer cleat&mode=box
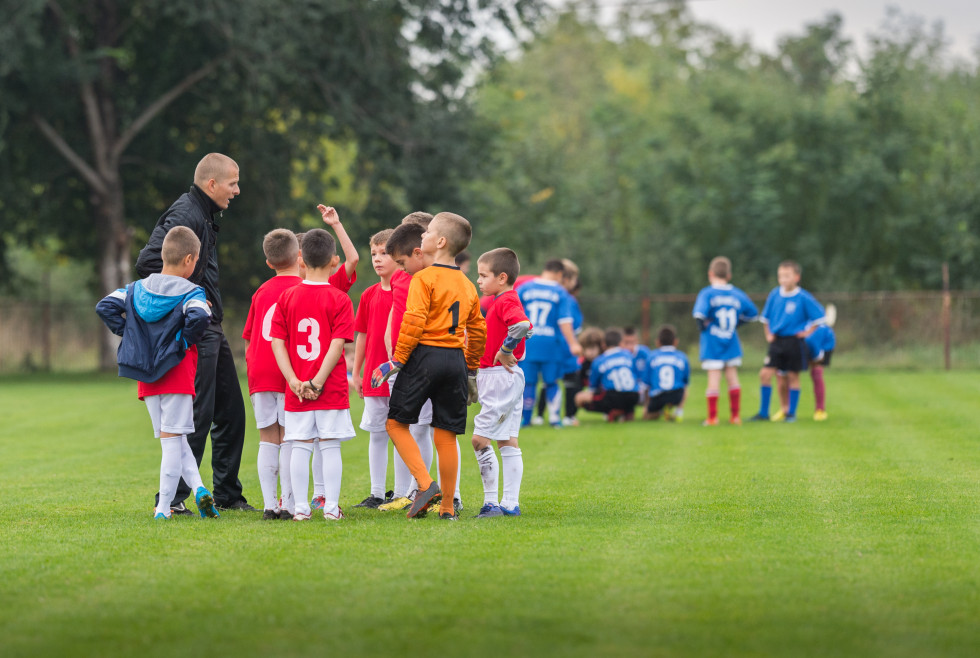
[216,500,258,512]
[561,416,579,427]
[195,487,220,519]
[771,409,786,422]
[407,482,441,519]
[311,495,326,510]
[439,512,458,521]
[500,504,521,516]
[278,509,294,520]
[378,496,412,511]
[730,416,742,426]
[262,509,281,520]
[154,512,170,520]
[384,490,395,502]
[530,415,544,426]
[748,413,770,422]
[606,409,625,423]
[663,405,675,421]
[813,410,828,421]
[702,418,718,427]
[475,503,503,518]
[784,414,797,423]
[170,501,193,516]
[292,512,312,521]
[323,507,345,521]
[454,498,463,513]
[353,495,385,509]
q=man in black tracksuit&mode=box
[136,153,254,512]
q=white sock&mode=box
[393,449,412,498]
[279,441,294,513]
[178,435,204,492]
[289,442,314,515]
[412,423,433,469]
[369,431,389,498]
[157,437,181,515]
[499,445,523,509]
[312,438,325,497]
[474,445,499,506]
[318,440,343,516]
[257,441,280,511]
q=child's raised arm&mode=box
[318,204,359,278]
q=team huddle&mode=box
[96,155,836,523]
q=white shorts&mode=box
[388,372,433,424]
[144,393,195,438]
[250,391,285,429]
[284,409,356,442]
[701,358,742,370]
[473,366,525,442]
[360,395,390,432]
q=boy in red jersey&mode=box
[349,228,399,508]
[471,248,532,518]
[372,212,487,520]
[96,226,219,520]
[242,228,302,519]
[270,228,356,521]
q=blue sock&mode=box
[788,389,800,417]
[759,386,772,417]
[522,386,536,425]
[544,383,562,424]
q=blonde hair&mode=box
[371,228,395,247]
[431,212,471,256]
[400,211,433,229]
[161,226,201,267]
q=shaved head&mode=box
[194,153,238,187]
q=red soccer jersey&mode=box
[329,265,357,293]
[480,290,530,369]
[353,282,394,397]
[389,268,412,350]
[270,281,355,412]
[514,274,535,290]
[242,274,303,395]
[138,345,198,400]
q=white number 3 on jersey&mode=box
[296,318,321,361]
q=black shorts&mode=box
[646,388,685,413]
[388,344,468,434]
[764,335,806,372]
[582,390,639,414]
[814,349,833,367]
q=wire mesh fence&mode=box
[3,290,980,374]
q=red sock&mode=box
[811,368,825,411]
[729,388,741,418]
[706,391,719,422]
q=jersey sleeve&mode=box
[463,291,487,371]
[803,293,826,327]
[329,266,356,293]
[557,290,574,324]
[392,275,430,364]
[333,293,356,342]
[738,290,759,322]
[760,290,777,324]
[693,289,709,319]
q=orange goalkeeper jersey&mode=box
[393,264,487,371]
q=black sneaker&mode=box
[453,498,463,513]
[747,413,770,422]
[217,500,258,512]
[170,502,194,516]
[278,509,293,520]
[407,482,440,519]
[353,495,385,509]
[262,509,280,520]
[439,512,458,521]
[384,490,394,503]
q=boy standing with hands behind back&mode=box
[373,213,486,520]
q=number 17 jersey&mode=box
[693,283,758,362]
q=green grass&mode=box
[2,371,979,657]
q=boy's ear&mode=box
[266,259,276,270]
[413,247,423,257]
[184,253,196,266]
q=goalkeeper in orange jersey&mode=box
[372,212,487,520]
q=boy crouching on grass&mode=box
[96,226,219,520]
[270,228,356,521]
[471,248,533,518]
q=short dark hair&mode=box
[401,211,433,229]
[455,250,471,267]
[263,229,298,269]
[161,226,201,267]
[604,328,623,347]
[579,327,605,351]
[543,259,565,274]
[386,223,425,258]
[778,260,801,275]
[478,248,520,285]
[710,256,731,280]
[622,326,638,337]
[300,228,336,269]
[657,324,677,347]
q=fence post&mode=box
[641,296,651,345]
[942,263,951,371]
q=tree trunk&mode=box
[95,180,131,370]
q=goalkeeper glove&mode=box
[467,370,479,405]
[371,360,403,388]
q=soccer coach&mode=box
[136,153,254,513]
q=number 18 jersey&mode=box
[693,283,758,362]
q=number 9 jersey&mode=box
[692,283,758,363]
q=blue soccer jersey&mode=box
[805,325,836,360]
[589,347,640,393]
[693,284,759,362]
[560,296,584,375]
[518,279,574,362]
[645,346,690,396]
[632,344,653,381]
[760,287,825,336]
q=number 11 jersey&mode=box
[693,283,758,363]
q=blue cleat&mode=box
[154,512,170,520]
[747,413,770,422]
[195,487,220,518]
[475,503,503,518]
[784,415,797,423]
[501,504,521,517]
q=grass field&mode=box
[2,371,979,657]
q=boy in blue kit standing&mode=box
[750,260,825,423]
[805,308,836,421]
[643,325,690,421]
[574,328,640,422]
[518,260,582,427]
[693,256,758,426]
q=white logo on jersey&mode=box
[785,302,797,314]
